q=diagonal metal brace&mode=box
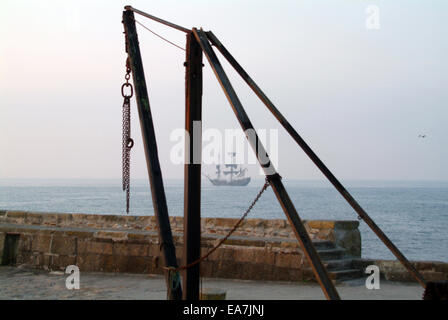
[193,27,340,300]
[204,30,426,289]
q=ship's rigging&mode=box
[205,153,251,186]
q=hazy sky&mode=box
[1,0,447,181]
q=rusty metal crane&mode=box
[121,5,426,301]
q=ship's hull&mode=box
[208,177,251,186]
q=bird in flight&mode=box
[418,134,427,138]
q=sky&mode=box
[0,0,447,181]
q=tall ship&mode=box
[205,153,251,186]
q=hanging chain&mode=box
[122,58,134,214]
[165,177,271,274]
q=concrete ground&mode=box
[0,266,423,300]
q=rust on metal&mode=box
[122,9,183,300]
[124,5,190,33]
[193,27,340,300]
[183,31,203,300]
[205,30,427,289]
[119,7,428,300]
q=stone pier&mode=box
[1,210,446,283]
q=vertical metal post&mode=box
[193,28,340,300]
[205,31,426,288]
[183,31,203,300]
[122,9,182,300]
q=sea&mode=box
[1,178,447,262]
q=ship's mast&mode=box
[223,152,239,182]
[216,164,221,179]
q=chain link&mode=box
[165,177,270,273]
[122,58,134,214]
[121,58,269,267]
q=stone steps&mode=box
[304,263,363,282]
[311,244,363,282]
[311,240,335,250]
[222,233,363,282]
[328,269,363,281]
[323,258,354,271]
[316,248,346,260]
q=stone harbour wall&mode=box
[0,210,361,256]
[0,210,362,281]
[4,210,446,283]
